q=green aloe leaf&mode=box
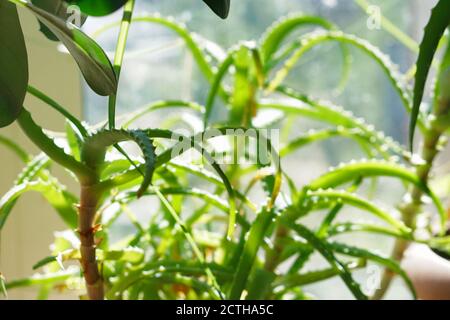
[410,0,450,149]
[94,15,217,88]
[33,247,145,270]
[281,220,368,300]
[229,207,276,299]
[0,179,78,230]
[5,268,79,290]
[204,52,234,127]
[203,0,230,19]
[328,222,406,239]
[329,242,417,299]
[307,160,446,231]
[96,130,239,229]
[81,129,156,197]
[267,31,412,116]
[274,86,409,157]
[274,260,366,292]
[306,189,410,234]
[0,1,28,128]
[260,15,336,64]
[0,153,76,230]
[14,0,117,96]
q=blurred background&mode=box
[1,0,446,299]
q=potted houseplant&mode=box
[0,0,449,300]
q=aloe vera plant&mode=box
[0,0,449,301]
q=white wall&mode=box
[0,7,82,299]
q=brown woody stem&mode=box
[78,183,103,300]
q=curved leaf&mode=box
[33,246,145,270]
[260,14,336,64]
[121,187,230,214]
[5,267,79,290]
[280,220,368,300]
[268,31,412,116]
[15,0,117,96]
[265,86,409,158]
[81,129,156,197]
[260,14,351,91]
[274,260,365,292]
[123,100,204,129]
[410,0,450,149]
[329,242,417,299]
[0,1,28,127]
[0,179,78,230]
[17,109,92,179]
[94,15,214,84]
[153,187,224,299]
[32,0,87,41]
[0,135,30,162]
[281,128,371,157]
[308,160,446,230]
[66,0,127,16]
[328,222,406,239]
[310,160,423,190]
[204,52,234,127]
[306,189,410,234]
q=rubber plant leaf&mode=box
[31,0,87,41]
[64,0,128,17]
[410,0,450,150]
[203,0,230,19]
[20,0,117,96]
[0,1,28,128]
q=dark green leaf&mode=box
[0,1,28,127]
[31,0,87,41]
[410,0,450,149]
[203,0,230,19]
[429,236,450,261]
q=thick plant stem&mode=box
[373,97,449,300]
[264,225,288,272]
[78,183,103,300]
